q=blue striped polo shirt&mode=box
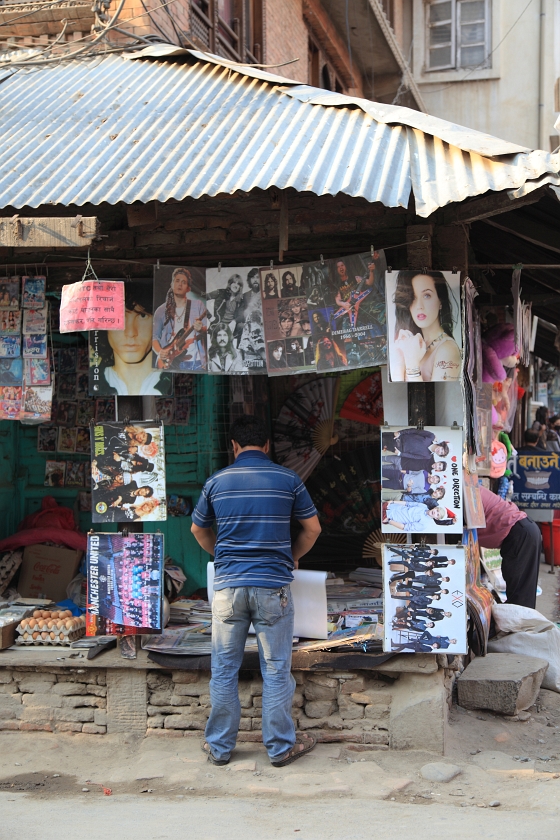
[191,450,317,590]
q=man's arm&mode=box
[191,523,217,556]
[291,515,321,569]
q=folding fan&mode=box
[339,370,383,426]
[274,377,340,482]
[362,530,406,566]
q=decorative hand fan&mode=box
[274,377,340,482]
[339,370,383,426]
[362,530,406,567]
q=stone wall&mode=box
[0,661,450,752]
[0,668,107,734]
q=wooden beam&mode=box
[0,216,98,247]
[439,187,547,226]
[484,216,560,257]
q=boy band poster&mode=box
[382,543,467,654]
[381,425,464,534]
[90,421,167,523]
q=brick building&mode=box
[0,0,424,109]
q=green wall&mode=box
[0,375,229,595]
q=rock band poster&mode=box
[385,270,462,383]
[152,265,207,373]
[90,421,166,522]
[206,265,267,373]
[381,425,464,534]
[382,543,467,654]
[260,250,387,376]
[86,532,163,636]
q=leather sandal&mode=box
[270,734,317,767]
[201,741,230,766]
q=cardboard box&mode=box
[18,545,82,602]
[0,620,18,650]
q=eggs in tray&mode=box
[16,609,86,645]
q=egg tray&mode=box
[15,628,86,646]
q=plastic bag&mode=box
[488,603,560,692]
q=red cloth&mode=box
[477,487,527,549]
[0,496,87,553]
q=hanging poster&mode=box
[206,266,267,373]
[90,421,166,522]
[0,358,23,386]
[22,306,48,335]
[463,471,486,528]
[0,385,22,419]
[152,265,207,373]
[26,356,50,386]
[0,335,21,357]
[89,278,172,396]
[381,425,463,534]
[37,426,57,452]
[261,251,386,376]
[0,278,19,309]
[385,270,462,382]
[21,386,52,422]
[22,276,46,309]
[382,543,467,654]
[0,310,21,334]
[60,280,125,333]
[86,532,164,635]
[44,460,66,487]
[22,334,47,359]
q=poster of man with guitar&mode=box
[152,266,207,372]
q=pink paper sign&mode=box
[60,280,125,333]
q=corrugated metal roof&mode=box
[0,51,558,216]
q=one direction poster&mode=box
[90,421,166,522]
[89,278,172,396]
[385,270,462,383]
[86,532,164,636]
[206,265,267,374]
[261,251,386,376]
[382,543,467,654]
[152,265,207,373]
[381,425,463,534]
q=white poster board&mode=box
[207,563,328,639]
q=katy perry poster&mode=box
[152,266,207,373]
[381,425,464,534]
[385,270,462,383]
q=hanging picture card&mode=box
[382,543,467,654]
[86,532,164,635]
[0,277,20,309]
[152,266,207,373]
[385,269,462,383]
[381,425,464,534]
[22,276,46,310]
[90,420,166,523]
[23,306,48,335]
[59,280,125,333]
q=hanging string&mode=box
[81,249,99,283]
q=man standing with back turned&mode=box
[191,415,322,768]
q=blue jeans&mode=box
[205,586,296,762]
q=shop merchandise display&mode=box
[16,609,86,645]
[90,421,166,522]
[206,265,266,373]
[86,532,164,635]
[381,425,464,534]
[382,543,467,654]
[386,270,462,383]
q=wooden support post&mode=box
[406,225,435,427]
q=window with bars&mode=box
[190,0,263,63]
[426,0,490,72]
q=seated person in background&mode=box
[517,428,548,454]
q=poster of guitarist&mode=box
[152,266,207,372]
[89,278,172,396]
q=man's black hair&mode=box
[230,415,268,448]
[139,485,154,496]
[524,429,541,445]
